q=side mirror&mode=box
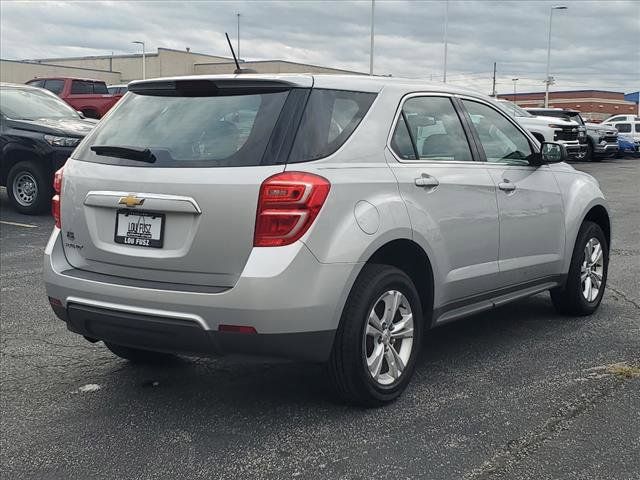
[539,142,566,164]
[76,110,85,119]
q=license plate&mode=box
[114,210,165,248]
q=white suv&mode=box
[45,75,610,405]
[602,115,640,142]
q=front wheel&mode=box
[328,264,423,407]
[6,161,51,214]
[551,221,608,315]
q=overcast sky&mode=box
[1,1,638,95]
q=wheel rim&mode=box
[363,290,414,386]
[581,237,604,302]
[12,172,38,207]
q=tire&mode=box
[6,161,52,214]
[583,141,593,162]
[81,109,100,119]
[551,221,608,316]
[328,264,424,407]
[105,342,176,364]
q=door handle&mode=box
[415,175,439,188]
[498,180,516,192]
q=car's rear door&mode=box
[385,94,500,314]
[60,78,311,288]
[459,97,565,288]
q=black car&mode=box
[0,83,96,214]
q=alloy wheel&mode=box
[581,237,604,302]
[363,290,414,386]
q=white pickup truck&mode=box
[496,100,586,160]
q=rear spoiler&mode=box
[128,79,295,97]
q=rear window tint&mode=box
[44,79,64,95]
[288,89,376,163]
[71,80,92,94]
[93,82,108,94]
[77,90,289,167]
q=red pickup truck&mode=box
[26,77,121,119]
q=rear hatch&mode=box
[60,77,311,288]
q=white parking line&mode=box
[0,220,38,228]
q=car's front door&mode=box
[386,94,500,315]
[460,98,565,288]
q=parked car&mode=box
[26,77,119,119]
[44,75,610,406]
[527,108,619,162]
[0,83,96,213]
[496,100,586,160]
[616,134,640,157]
[107,84,128,96]
[601,115,640,142]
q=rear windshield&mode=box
[76,90,289,167]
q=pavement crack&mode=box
[607,284,640,310]
[463,374,633,479]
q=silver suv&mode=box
[44,75,611,406]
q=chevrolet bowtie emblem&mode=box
[118,194,145,208]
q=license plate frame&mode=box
[114,209,165,248]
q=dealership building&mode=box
[498,90,638,122]
[0,47,362,85]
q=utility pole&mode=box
[443,0,449,83]
[369,0,375,75]
[491,62,497,97]
[545,5,567,107]
[237,13,241,60]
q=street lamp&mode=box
[132,40,146,80]
[544,5,567,108]
[443,0,449,83]
[512,78,519,116]
[369,0,375,76]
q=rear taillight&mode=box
[52,167,63,229]
[254,171,330,247]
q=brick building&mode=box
[498,90,637,122]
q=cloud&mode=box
[1,0,638,94]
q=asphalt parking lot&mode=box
[1,157,638,480]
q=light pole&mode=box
[369,0,375,75]
[236,13,241,60]
[512,78,519,116]
[544,5,567,108]
[443,0,449,83]
[132,41,145,80]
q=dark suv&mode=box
[0,83,96,213]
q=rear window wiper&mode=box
[90,145,156,163]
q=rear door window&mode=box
[287,89,376,163]
[93,82,108,94]
[390,96,473,162]
[77,89,290,167]
[71,80,93,94]
[44,79,65,95]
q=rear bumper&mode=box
[58,303,335,361]
[45,228,360,362]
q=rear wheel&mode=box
[6,161,51,214]
[105,342,176,364]
[551,221,608,316]
[328,264,423,407]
